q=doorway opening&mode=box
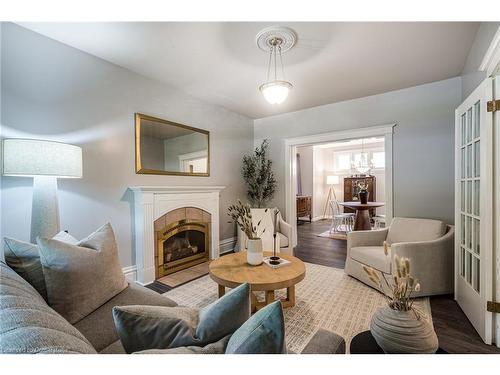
[284,124,395,266]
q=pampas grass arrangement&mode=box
[228,200,266,240]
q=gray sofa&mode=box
[0,261,344,354]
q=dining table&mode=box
[338,201,385,231]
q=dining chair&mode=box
[329,200,355,233]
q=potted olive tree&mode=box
[242,139,277,208]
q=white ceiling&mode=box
[19,22,479,119]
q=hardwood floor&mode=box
[295,219,500,354]
[294,220,347,269]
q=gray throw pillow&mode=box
[225,300,286,354]
[134,335,231,354]
[37,223,128,324]
[3,231,79,301]
[112,283,251,354]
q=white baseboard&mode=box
[122,237,237,282]
[122,265,138,282]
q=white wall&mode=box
[312,147,326,219]
[296,146,313,197]
[461,22,500,99]
[0,23,254,267]
[254,77,461,224]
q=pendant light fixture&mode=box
[352,139,374,176]
[256,26,297,105]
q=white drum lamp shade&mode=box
[3,139,82,178]
[2,139,83,242]
[326,175,340,185]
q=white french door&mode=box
[455,77,494,344]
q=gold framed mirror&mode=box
[135,113,210,176]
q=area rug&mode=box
[164,262,432,353]
[317,230,348,240]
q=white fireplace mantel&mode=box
[129,185,225,285]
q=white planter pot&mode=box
[247,238,263,265]
[370,306,439,354]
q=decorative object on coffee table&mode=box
[269,232,280,265]
[228,200,266,265]
[363,242,439,354]
[209,251,305,312]
[338,201,385,230]
[247,239,263,265]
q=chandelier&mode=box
[256,27,296,105]
[351,139,374,175]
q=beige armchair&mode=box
[345,217,454,297]
[236,208,293,255]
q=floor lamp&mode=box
[322,175,340,219]
[2,139,83,243]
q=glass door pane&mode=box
[467,181,472,214]
[474,101,480,138]
[467,145,472,178]
[473,219,480,254]
[457,99,481,293]
[467,108,473,143]
[474,180,480,216]
[473,257,480,292]
[461,114,466,145]
[474,141,480,177]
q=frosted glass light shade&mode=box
[327,175,340,185]
[2,139,82,178]
[259,80,292,104]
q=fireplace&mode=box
[154,207,210,278]
[129,185,225,285]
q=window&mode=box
[372,151,385,169]
[336,153,351,171]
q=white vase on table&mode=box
[247,238,263,265]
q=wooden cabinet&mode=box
[344,176,376,216]
[296,196,312,222]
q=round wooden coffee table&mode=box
[209,251,306,312]
[338,201,385,231]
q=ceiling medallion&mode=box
[256,26,297,105]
